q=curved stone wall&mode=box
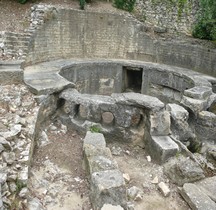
[25,6,216,77]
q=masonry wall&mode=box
[135,0,199,34]
[25,7,216,77]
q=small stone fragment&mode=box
[0,144,4,153]
[28,198,44,210]
[2,152,16,165]
[19,187,28,198]
[123,173,130,183]
[111,146,123,156]
[158,182,170,197]
[101,204,124,210]
[146,155,151,162]
[127,202,135,210]
[151,176,159,184]
[127,186,144,201]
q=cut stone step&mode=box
[184,86,212,100]
[148,136,179,164]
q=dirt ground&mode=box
[107,142,191,210]
[28,115,191,210]
[28,119,91,210]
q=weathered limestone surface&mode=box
[164,156,205,186]
[91,169,126,210]
[181,96,207,114]
[83,132,126,210]
[112,92,165,112]
[24,64,74,95]
[166,103,195,142]
[150,111,170,136]
[83,131,106,148]
[195,176,216,202]
[184,86,212,100]
[0,61,24,85]
[180,183,216,210]
[195,111,216,143]
[147,136,179,164]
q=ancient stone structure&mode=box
[0,3,216,210]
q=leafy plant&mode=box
[192,0,216,40]
[18,0,28,4]
[113,0,136,12]
[15,179,27,194]
[79,0,86,10]
[89,125,101,133]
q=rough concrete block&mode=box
[184,86,212,100]
[91,169,126,210]
[148,136,179,164]
[83,131,106,148]
[180,183,216,210]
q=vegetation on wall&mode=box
[192,0,216,40]
[113,0,136,12]
[18,0,28,3]
[151,0,190,18]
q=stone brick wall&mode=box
[25,5,216,77]
[135,0,200,34]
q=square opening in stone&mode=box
[123,67,143,93]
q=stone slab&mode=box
[180,183,216,210]
[24,72,74,95]
[164,156,205,186]
[87,155,119,174]
[166,103,189,121]
[195,176,216,202]
[112,92,164,112]
[0,68,23,85]
[181,96,207,113]
[91,169,126,210]
[83,131,106,148]
[150,111,171,136]
[184,86,212,100]
[148,136,179,164]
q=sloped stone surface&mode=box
[180,183,216,210]
[164,156,205,186]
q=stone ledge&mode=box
[0,68,23,85]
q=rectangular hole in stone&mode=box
[123,67,143,93]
